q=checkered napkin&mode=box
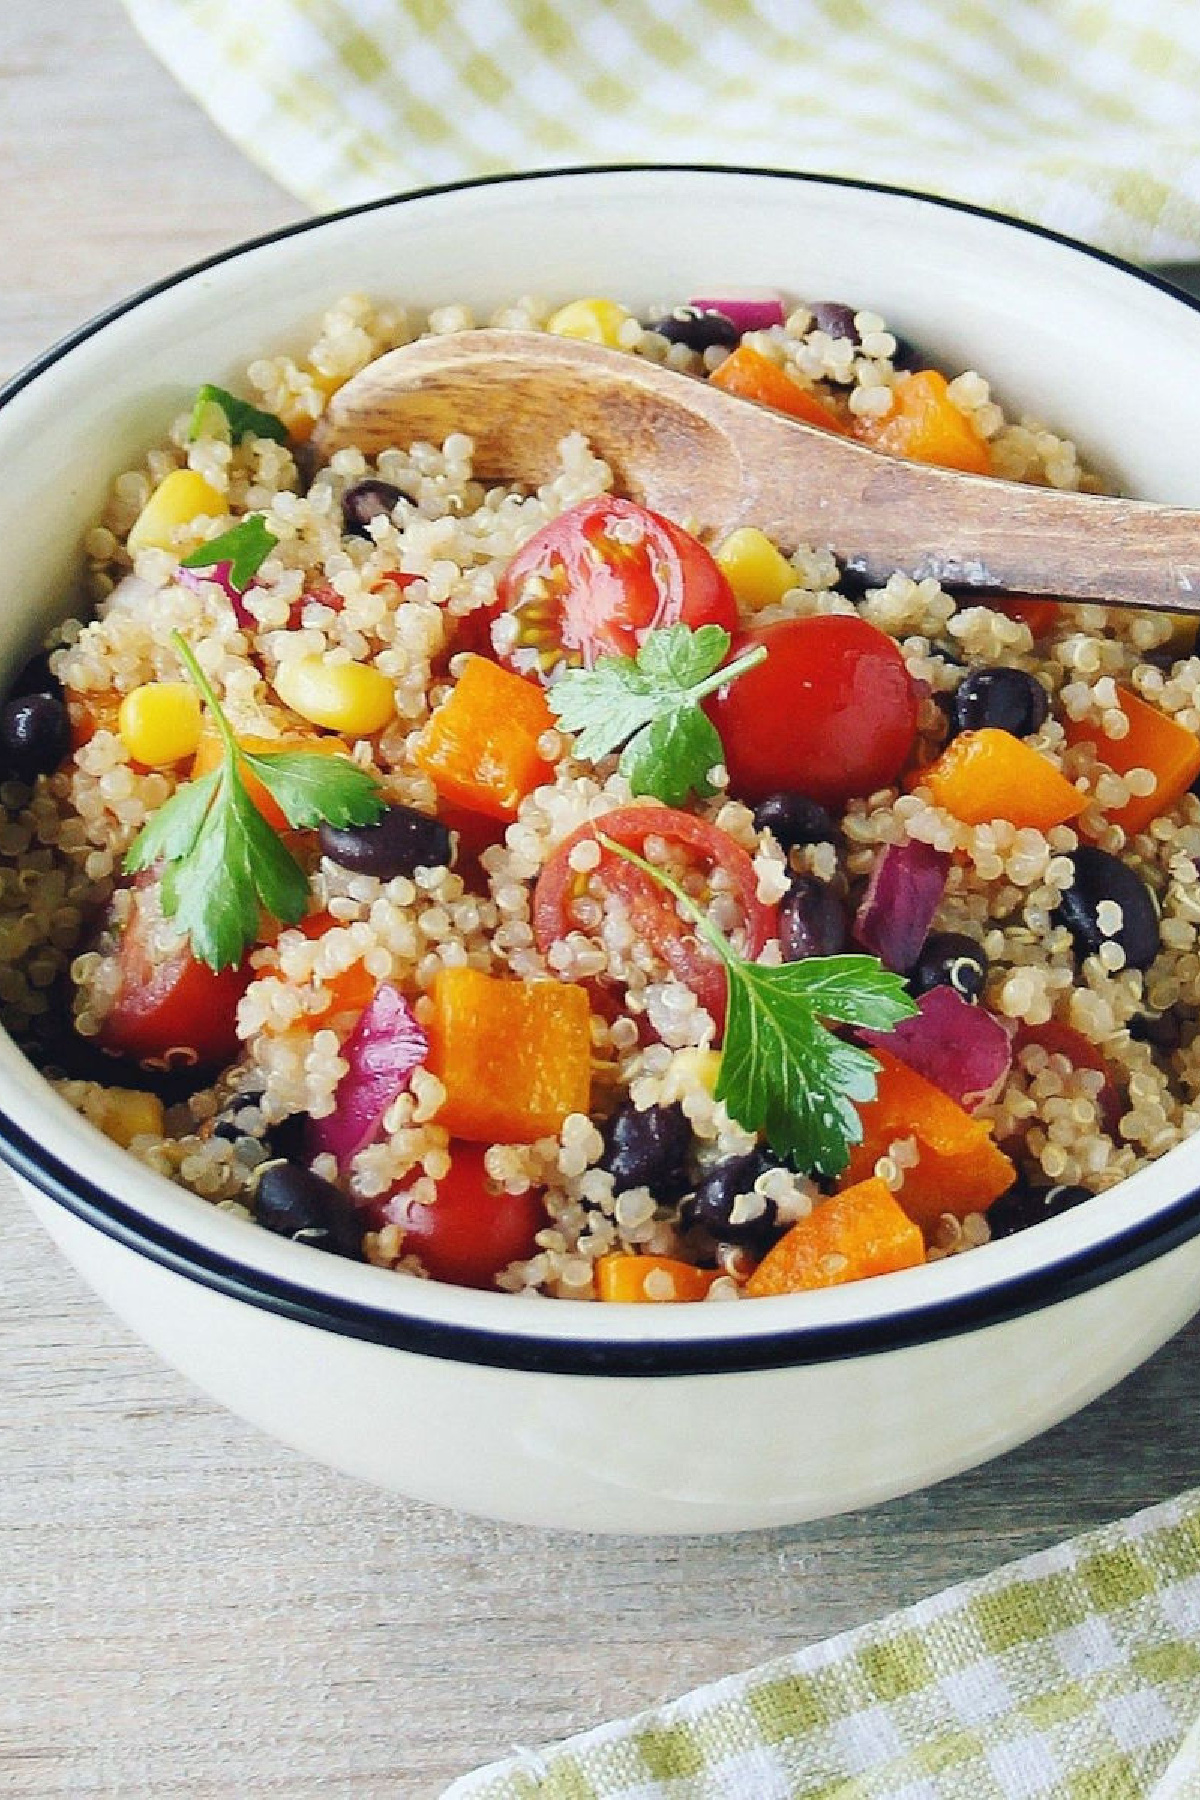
[442,1489,1200,1799]
[123,0,1200,260]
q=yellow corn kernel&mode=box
[715,528,797,611]
[274,655,395,736]
[546,298,632,348]
[126,470,226,555]
[118,682,203,767]
[89,1088,165,1149]
[657,1048,722,1106]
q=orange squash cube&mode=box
[413,655,554,821]
[710,344,849,434]
[856,369,992,475]
[840,1048,1015,1230]
[746,1177,925,1297]
[1063,685,1200,837]
[426,965,591,1142]
[596,1254,718,1303]
[923,727,1086,829]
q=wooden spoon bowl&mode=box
[316,329,1200,613]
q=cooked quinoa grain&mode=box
[5,288,1200,1302]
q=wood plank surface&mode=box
[3,6,1200,1797]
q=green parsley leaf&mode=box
[596,832,917,1177]
[122,634,384,970]
[242,750,386,832]
[179,515,278,592]
[548,623,767,805]
[188,383,289,445]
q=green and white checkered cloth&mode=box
[443,1489,1200,1799]
[123,0,1200,261]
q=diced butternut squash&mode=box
[923,727,1086,829]
[1063,685,1200,837]
[191,727,349,831]
[840,1048,1016,1230]
[127,469,226,554]
[84,1086,166,1149]
[715,527,797,610]
[746,1177,925,1297]
[855,369,992,475]
[412,655,554,821]
[596,1254,718,1303]
[66,687,121,751]
[710,344,849,434]
[426,965,592,1142]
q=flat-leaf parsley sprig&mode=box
[596,832,917,1177]
[548,624,766,807]
[124,633,385,971]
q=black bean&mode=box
[681,1149,780,1245]
[909,931,988,1003]
[208,1087,309,1161]
[319,803,452,879]
[986,1183,1092,1239]
[1,691,71,780]
[951,666,1049,738]
[808,302,859,341]
[889,332,924,373]
[646,306,740,352]
[779,875,847,961]
[1129,1011,1184,1051]
[7,650,62,702]
[600,1100,692,1199]
[1055,846,1161,970]
[752,791,839,851]
[254,1162,362,1258]
[341,478,406,537]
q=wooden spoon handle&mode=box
[317,331,1200,614]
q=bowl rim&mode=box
[5,159,1200,1379]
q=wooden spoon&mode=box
[316,329,1200,612]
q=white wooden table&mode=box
[3,7,1200,1796]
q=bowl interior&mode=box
[4,164,1200,1347]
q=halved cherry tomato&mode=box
[380,1143,547,1289]
[492,497,737,681]
[1014,1020,1124,1138]
[532,803,776,1032]
[97,885,250,1070]
[990,594,1062,637]
[706,615,919,807]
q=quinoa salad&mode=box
[3,286,1199,1304]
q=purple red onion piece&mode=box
[176,560,255,629]
[306,983,428,1168]
[688,291,786,333]
[853,839,950,972]
[861,986,1014,1112]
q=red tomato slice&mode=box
[1014,1020,1124,1138]
[381,1144,547,1289]
[707,615,919,807]
[98,886,250,1070]
[493,497,737,680]
[532,803,776,1033]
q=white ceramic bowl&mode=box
[6,166,1200,1534]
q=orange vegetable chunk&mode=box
[990,594,1062,637]
[1063,685,1200,837]
[413,654,554,821]
[426,965,591,1142]
[596,1254,718,1303]
[856,369,992,475]
[923,727,1086,829]
[191,726,349,831]
[710,344,849,434]
[746,1177,925,1297]
[840,1048,1015,1230]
